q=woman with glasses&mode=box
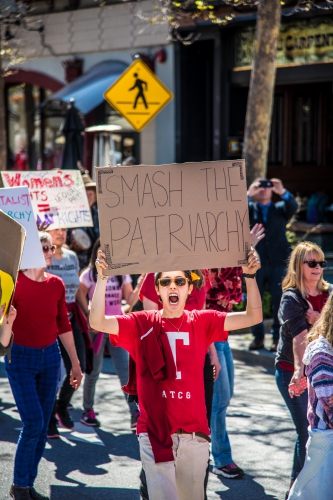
[46,227,89,437]
[275,241,333,499]
[90,249,261,500]
[4,232,82,500]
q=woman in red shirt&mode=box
[90,249,262,500]
[5,232,82,500]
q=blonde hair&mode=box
[307,292,333,345]
[282,241,329,298]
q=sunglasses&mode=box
[158,277,189,287]
[304,260,327,269]
[42,245,56,254]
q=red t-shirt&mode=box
[12,272,72,348]
[114,309,227,436]
[139,272,211,311]
[307,292,328,313]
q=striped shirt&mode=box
[304,336,333,430]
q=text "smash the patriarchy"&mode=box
[97,161,250,275]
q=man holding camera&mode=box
[247,178,298,352]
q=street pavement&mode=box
[0,353,296,500]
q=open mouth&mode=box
[169,293,179,305]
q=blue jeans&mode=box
[275,365,308,480]
[210,341,234,468]
[5,341,61,487]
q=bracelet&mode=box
[243,273,256,279]
[97,274,108,281]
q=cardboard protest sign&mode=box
[0,187,45,269]
[96,160,250,275]
[1,170,93,230]
[0,210,25,324]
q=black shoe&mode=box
[29,488,50,500]
[47,419,60,439]
[9,485,31,500]
[212,462,244,479]
[56,405,74,430]
[81,409,100,427]
[249,339,264,351]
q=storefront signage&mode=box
[96,160,250,275]
[1,170,93,230]
[235,17,333,68]
[0,187,44,269]
[104,59,173,132]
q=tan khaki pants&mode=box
[138,432,209,500]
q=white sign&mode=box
[0,187,45,269]
[1,170,93,230]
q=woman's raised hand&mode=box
[242,248,261,275]
[250,223,265,248]
[95,249,108,278]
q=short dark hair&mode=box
[154,269,205,290]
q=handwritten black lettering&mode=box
[128,218,146,256]
[226,211,240,252]
[214,167,228,202]
[121,174,140,207]
[200,167,212,202]
[152,171,168,207]
[141,174,157,208]
[216,212,226,252]
[194,213,208,252]
[236,209,248,251]
[169,170,183,207]
[110,217,131,256]
[168,214,191,253]
[206,212,219,252]
[106,175,121,208]
[227,166,241,202]
[144,215,165,254]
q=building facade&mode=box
[4,0,175,172]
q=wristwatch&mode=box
[243,273,256,279]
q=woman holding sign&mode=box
[89,249,262,500]
[4,232,82,500]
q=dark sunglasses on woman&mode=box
[304,260,327,269]
[42,245,56,254]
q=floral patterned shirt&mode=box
[206,268,243,313]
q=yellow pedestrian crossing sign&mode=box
[103,59,173,132]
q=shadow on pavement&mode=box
[213,473,279,500]
[50,485,140,500]
[44,429,140,483]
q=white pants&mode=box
[139,432,209,500]
[288,427,333,500]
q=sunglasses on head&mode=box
[42,245,56,254]
[304,260,327,269]
[158,277,188,287]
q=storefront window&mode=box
[293,94,318,164]
[6,85,65,171]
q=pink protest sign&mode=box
[1,170,93,230]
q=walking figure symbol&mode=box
[129,73,148,109]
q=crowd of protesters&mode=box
[1,174,333,500]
